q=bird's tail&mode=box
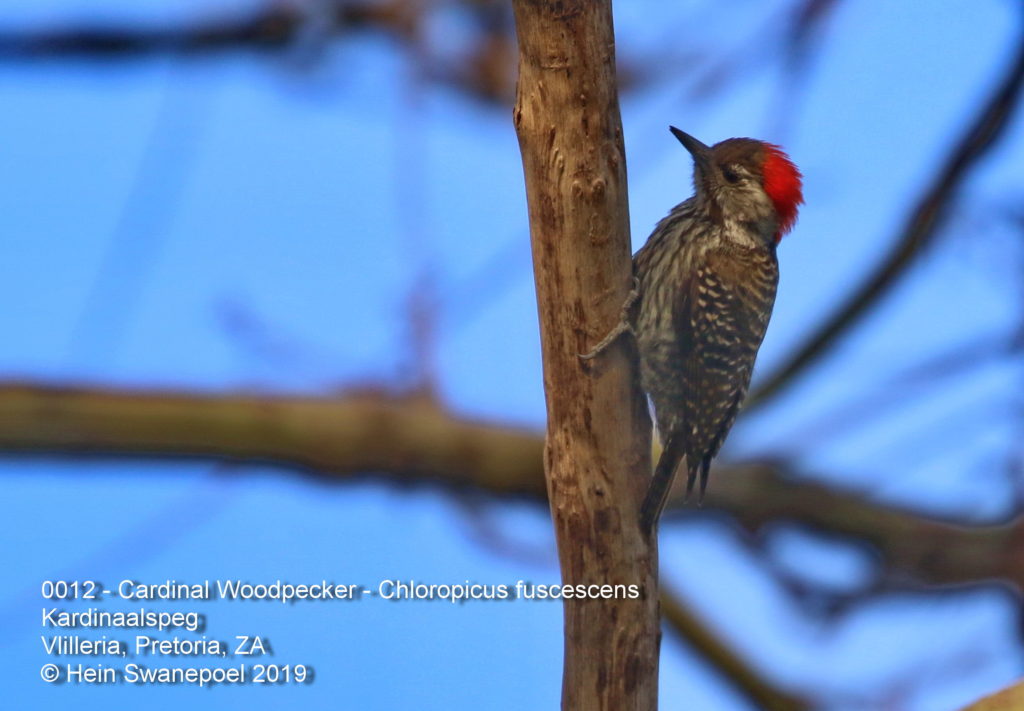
[640,435,687,534]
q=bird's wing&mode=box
[676,260,736,453]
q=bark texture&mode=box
[510,1,657,709]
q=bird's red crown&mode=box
[761,145,803,242]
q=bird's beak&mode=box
[669,126,711,173]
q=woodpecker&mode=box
[583,127,803,532]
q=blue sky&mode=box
[1,1,1023,709]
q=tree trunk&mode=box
[511,2,658,709]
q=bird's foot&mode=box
[578,277,640,360]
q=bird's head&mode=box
[670,126,803,244]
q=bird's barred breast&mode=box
[634,243,778,450]
[685,256,774,449]
[700,247,779,350]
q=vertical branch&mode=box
[511,2,657,710]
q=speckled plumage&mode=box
[634,200,779,524]
[585,129,802,532]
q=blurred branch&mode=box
[0,1,670,104]
[2,381,1020,708]
[0,382,1020,593]
[959,679,1024,710]
[780,332,1020,448]
[0,377,796,708]
[69,73,209,368]
[693,461,1023,591]
[0,1,521,100]
[0,3,410,57]
[659,587,811,711]
[0,383,545,495]
[0,0,518,103]
[746,29,1024,411]
[687,0,838,103]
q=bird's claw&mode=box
[578,277,640,360]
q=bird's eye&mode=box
[722,167,740,184]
